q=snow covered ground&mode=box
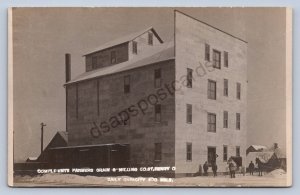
[14,169,288,187]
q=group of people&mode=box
[199,160,256,178]
[203,161,218,177]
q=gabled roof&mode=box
[83,27,164,56]
[250,145,267,151]
[66,42,174,85]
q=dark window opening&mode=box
[186,143,192,161]
[187,68,193,88]
[224,51,229,67]
[223,146,228,161]
[236,113,241,130]
[224,79,228,96]
[92,56,97,69]
[154,143,162,161]
[124,75,130,94]
[208,113,216,132]
[208,80,216,100]
[236,146,240,157]
[237,82,241,99]
[205,43,210,61]
[154,68,161,88]
[155,104,161,122]
[111,51,116,64]
[132,41,138,54]
[223,111,228,128]
[213,49,221,69]
[186,104,192,124]
[148,32,153,45]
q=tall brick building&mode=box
[61,10,247,176]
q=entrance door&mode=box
[207,147,216,166]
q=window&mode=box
[154,69,161,88]
[124,75,130,94]
[92,56,97,69]
[224,79,228,96]
[207,113,216,132]
[236,146,240,157]
[224,51,229,67]
[186,143,192,161]
[223,146,228,161]
[205,43,210,61]
[236,113,241,130]
[186,104,192,124]
[155,104,161,122]
[223,111,228,128]
[237,82,241,99]
[132,41,137,54]
[187,68,193,88]
[213,50,221,69]
[208,80,216,100]
[154,143,162,161]
[148,32,153,45]
[111,51,116,64]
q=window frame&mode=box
[224,79,228,97]
[186,142,192,161]
[212,49,221,69]
[132,41,138,54]
[205,43,210,61]
[186,104,192,124]
[224,51,229,67]
[223,145,228,161]
[208,79,217,100]
[207,113,217,132]
[237,82,241,100]
[187,68,193,88]
[148,32,153,45]
[223,111,228,128]
[236,113,241,130]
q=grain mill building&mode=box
[47,10,247,177]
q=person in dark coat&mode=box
[212,162,218,177]
[203,161,209,176]
[249,161,255,175]
[229,161,235,178]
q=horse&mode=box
[255,157,267,176]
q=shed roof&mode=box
[66,42,174,85]
[83,27,163,56]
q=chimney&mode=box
[65,53,71,83]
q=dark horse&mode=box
[255,157,268,176]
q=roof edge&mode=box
[174,10,248,44]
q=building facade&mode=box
[63,11,247,176]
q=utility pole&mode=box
[40,122,46,154]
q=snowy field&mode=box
[14,169,288,187]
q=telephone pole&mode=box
[40,122,46,154]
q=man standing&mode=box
[212,162,218,177]
[249,161,255,175]
[203,161,209,176]
[229,161,235,178]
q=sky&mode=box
[12,7,287,161]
